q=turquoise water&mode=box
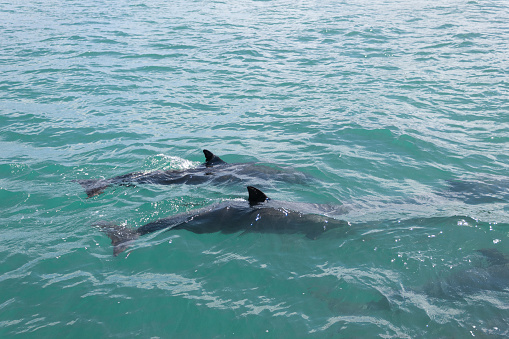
[1,0,508,337]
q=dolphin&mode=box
[76,150,310,198]
[97,186,350,256]
[441,177,509,204]
[423,248,509,298]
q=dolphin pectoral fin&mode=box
[74,179,109,198]
[203,149,226,167]
[94,222,140,256]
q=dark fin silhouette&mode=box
[94,222,140,256]
[203,149,226,167]
[247,186,269,205]
[74,179,109,198]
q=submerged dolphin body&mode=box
[76,150,310,198]
[444,178,509,205]
[98,186,350,256]
[423,248,509,298]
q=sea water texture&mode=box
[1,0,508,337]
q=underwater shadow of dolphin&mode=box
[441,177,509,205]
[97,186,350,256]
[423,248,509,298]
[76,150,311,198]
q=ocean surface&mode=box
[1,0,508,337]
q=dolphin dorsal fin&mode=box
[247,186,269,205]
[203,149,226,167]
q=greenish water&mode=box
[1,0,508,337]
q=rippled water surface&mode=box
[1,0,508,337]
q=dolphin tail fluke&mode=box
[74,179,109,198]
[94,222,140,256]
